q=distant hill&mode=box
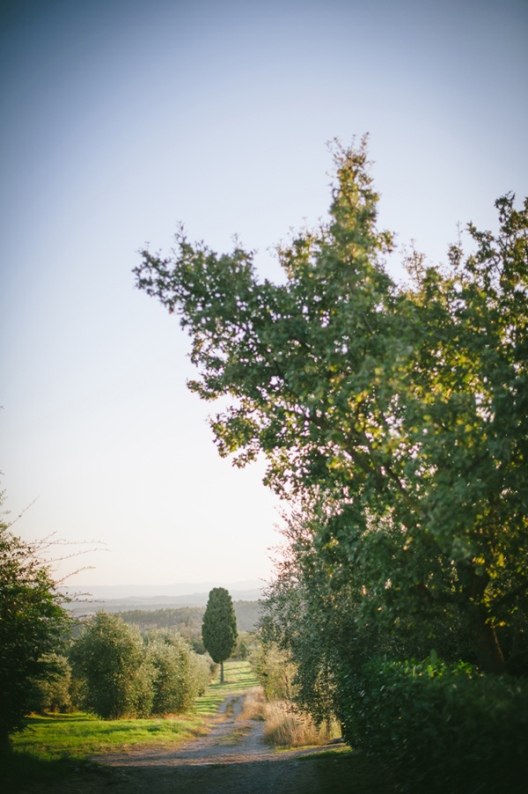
[64,580,265,616]
[69,601,262,646]
[116,601,262,636]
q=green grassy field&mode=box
[1,660,258,789]
[194,659,259,715]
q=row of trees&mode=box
[134,138,528,787]
[71,612,212,719]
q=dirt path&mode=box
[41,693,394,794]
[97,692,319,768]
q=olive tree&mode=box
[145,629,210,714]
[70,612,153,719]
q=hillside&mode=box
[72,601,262,642]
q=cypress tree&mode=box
[202,588,238,683]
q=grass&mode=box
[2,659,257,790]
[194,659,259,715]
[236,686,266,721]
[262,701,339,748]
[10,711,206,758]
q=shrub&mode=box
[146,630,210,714]
[340,656,528,793]
[30,653,72,713]
[251,642,297,701]
[70,612,153,719]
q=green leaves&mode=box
[201,588,238,670]
[0,515,71,744]
[340,657,528,792]
[135,140,528,672]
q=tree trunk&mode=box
[460,565,506,674]
[220,660,224,684]
[473,613,506,674]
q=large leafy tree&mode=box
[201,588,238,683]
[135,139,528,673]
[0,495,71,749]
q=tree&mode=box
[201,588,238,683]
[145,629,210,714]
[260,501,476,727]
[134,138,528,673]
[70,612,153,719]
[0,495,71,750]
[30,653,72,714]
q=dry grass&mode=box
[236,687,266,721]
[236,687,339,749]
[261,700,339,748]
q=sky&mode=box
[1,0,527,588]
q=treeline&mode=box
[118,600,261,637]
[135,139,528,792]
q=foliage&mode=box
[115,600,261,638]
[261,503,476,726]
[134,138,528,674]
[233,630,256,659]
[145,629,210,714]
[252,641,298,702]
[30,653,72,714]
[201,588,238,682]
[70,612,153,719]
[0,497,71,749]
[70,614,213,719]
[340,656,528,793]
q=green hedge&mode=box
[340,656,528,793]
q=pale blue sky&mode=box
[1,0,527,586]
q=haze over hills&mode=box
[62,580,265,614]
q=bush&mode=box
[70,612,153,719]
[146,630,210,714]
[251,642,297,701]
[30,654,72,713]
[340,656,528,793]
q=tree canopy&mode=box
[201,587,238,682]
[134,138,528,674]
[0,495,71,749]
[70,611,152,719]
